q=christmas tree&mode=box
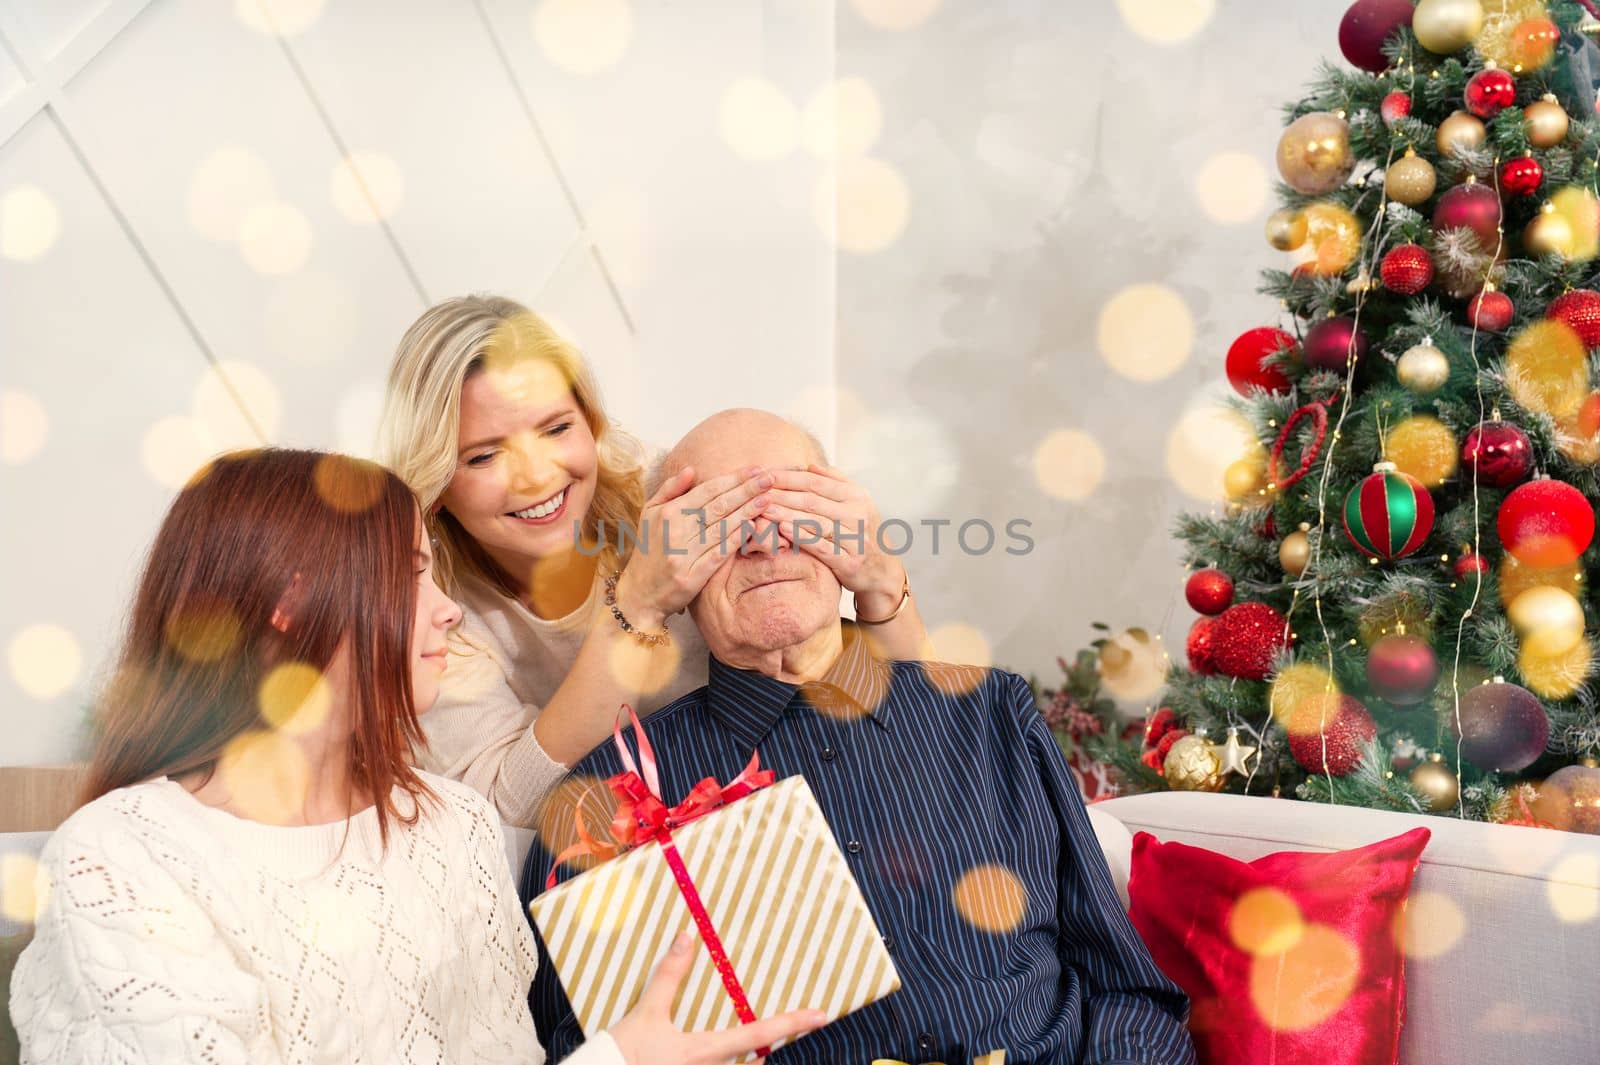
[1112,0,1600,832]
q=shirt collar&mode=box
[706,625,894,751]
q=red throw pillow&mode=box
[1127,826,1430,1065]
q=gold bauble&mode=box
[1396,343,1451,395]
[1507,585,1586,656]
[1530,763,1600,834]
[1506,319,1587,419]
[1164,734,1226,792]
[1414,0,1485,54]
[1436,110,1488,156]
[1223,457,1267,500]
[1265,208,1308,251]
[1499,554,1583,608]
[1098,628,1170,701]
[1409,753,1460,812]
[1276,112,1355,196]
[1384,151,1438,207]
[1519,636,1591,699]
[1525,96,1571,149]
[1300,201,1363,276]
[1386,414,1459,488]
[1279,525,1312,576]
[1525,208,1576,260]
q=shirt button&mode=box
[916,1032,935,1052]
[881,934,894,952]
[821,745,838,762]
[846,839,863,855]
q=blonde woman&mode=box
[380,295,927,826]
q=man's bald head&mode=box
[647,409,827,497]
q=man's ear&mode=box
[269,572,305,634]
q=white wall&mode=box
[1,0,1342,764]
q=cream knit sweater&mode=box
[8,773,623,1065]
[419,568,709,827]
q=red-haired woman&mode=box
[8,449,823,1064]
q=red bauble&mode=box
[1224,327,1297,396]
[1380,91,1412,127]
[1339,0,1415,72]
[1156,729,1190,762]
[1185,567,1235,616]
[1210,602,1291,681]
[1287,694,1376,776]
[1304,315,1370,373]
[1467,289,1514,331]
[1546,289,1600,348]
[1461,420,1533,488]
[1499,155,1543,197]
[1433,182,1504,251]
[1379,243,1433,294]
[1186,617,1219,676]
[1455,680,1549,772]
[1465,67,1517,119]
[1366,633,1440,706]
[1454,547,1491,578]
[1143,707,1180,748]
[1497,478,1597,567]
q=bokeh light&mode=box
[1116,0,1215,44]
[1032,428,1106,501]
[1299,201,1362,276]
[481,336,570,410]
[313,451,387,512]
[952,864,1028,933]
[1546,853,1600,922]
[802,78,883,159]
[533,0,632,74]
[1,390,48,463]
[188,147,275,242]
[535,773,610,869]
[819,156,910,254]
[1,852,45,924]
[1505,585,1585,656]
[719,78,800,162]
[8,624,82,699]
[330,151,404,223]
[1269,662,1339,729]
[194,360,282,450]
[1249,923,1360,1031]
[1499,555,1583,609]
[0,185,60,262]
[1228,887,1304,957]
[606,632,684,697]
[164,601,242,663]
[1165,404,1259,502]
[1098,628,1170,702]
[849,0,940,30]
[923,625,992,696]
[1195,152,1269,224]
[258,662,334,735]
[142,416,217,489]
[1475,1,1552,68]
[1550,186,1600,263]
[215,729,310,824]
[1096,283,1193,382]
[1385,414,1459,488]
[1506,319,1587,420]
[1518,636,1591,699]
[1396,889,1465,960]
[237,201,313,275]
[235,0,326,36]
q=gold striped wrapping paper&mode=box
[528,775,901,1054]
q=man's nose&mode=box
[737,514,790,557]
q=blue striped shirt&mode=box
[522,628,1195,1064]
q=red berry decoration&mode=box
[1339,0,1415,72]
[1287,694,1376,776]
[1455,679,1549,772]
[1465,67,1517,119]
[1497,478,1596,567]
[1143,707,1180,748]
[1186,616,1219,676]
[1343,463,1435,560]
[1141,748,1165,774]
[1499,154,1543,197]
[1209,602,1291,681]
[1156,729,1190,762]
[1433,181,1504,251]
[1185,568,1235,616]
[1454,547,1490,578]
[1224,327,1297,396]
[1461,420,1533,488]
[1304,315,1370,373]
[1546,289,1600,349]
[1468,288,1514,331]
[1379,243,1433,294]
[1380,91,1412,127]
[1366,633,1440,706]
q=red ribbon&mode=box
[546,705,776,1049]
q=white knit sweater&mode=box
[419,568,709,827]
[8,773,623,1065]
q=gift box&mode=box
[529,770,900,1054]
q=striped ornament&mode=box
[1342,462,1434,560]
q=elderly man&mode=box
[523,409,1194,1064]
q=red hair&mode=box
[85,448,433,843]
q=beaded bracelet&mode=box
[603,571,671,647]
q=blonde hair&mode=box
[379,294,645,594]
